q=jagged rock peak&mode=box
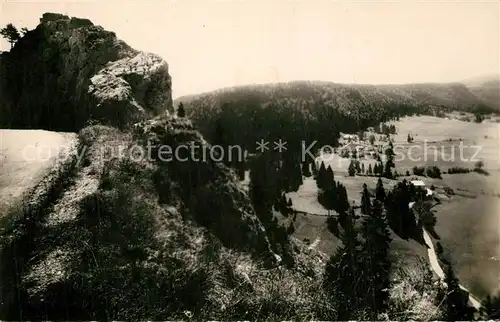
[0,13,173,131]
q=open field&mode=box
[278,205,428,271]
[289,116,500,299]
[429,172,500,299]
[390,116,500,171]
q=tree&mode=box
[375,178,386,202]
[236,162,245,181]
[475,113,483,123]
[326,216,340,236]
[177,102,186,117]
[444,265,475,321]
[357,130,365,141]
[383,161,393,179]
[481,293,500,319]
[407,133,413,143]
[301,161,311,177]
[367,163,373,175]
[413,166,425,176]
[348,160,356,176]
[325,166,335,188]
[361,162,365,174]
[323,208,363,320]
[369,134,376,145]
[360,183,371,215]
[0,23,21,49]
[383,141,395,178]
[316,162,327,189]
[360,200,392,316]
[20,27,29,35]
[426,166,441,179]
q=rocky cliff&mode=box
[0,13,172,131]
[0,13,445,321]
[0,13,329,320]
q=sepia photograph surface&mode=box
[0,0,499,320]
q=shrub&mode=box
[473,168,489,176]
[412,166,425,176]
[447,167,470,174]
[425,166,441,179]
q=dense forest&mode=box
[177,80,497,155]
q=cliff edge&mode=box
[0,13,173,131]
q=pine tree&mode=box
[360,200,392,316]
[301,161,311,177]
[237,162,245,181]
[0,23,20,49]
[312,161,319,177]
[324,208,362,319]
[348,160,356,176]
[317,162,327,189]
[325,166,335,189]
[360,183,371,215]
[177,102,186,117]
[368,163,373,175]
[361,163,365,174]
[375,178,386,202]
[444,265,475,321]
[384,160,393,178]
[481,293,500,319]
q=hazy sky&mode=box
[1,0,499,98]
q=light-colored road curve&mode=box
[423,229,482,310]
[0,129,78,216]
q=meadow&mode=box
[284,115,500,299]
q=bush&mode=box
[473,168,489,176]
[326,216,339,237]
[412,166,425,176]
[425,166,441,179]
[447,167,470,174]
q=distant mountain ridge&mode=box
[176,78,498,113]
[461,75,500,110]
[175,79,498,153]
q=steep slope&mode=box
[0,13,328,320]
[0,13,173,131]
[463,75,500,111]
[0,117,333,320]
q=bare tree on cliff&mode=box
[0,23,21,49]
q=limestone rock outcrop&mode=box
[0,13,173,131]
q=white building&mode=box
[410,179,434,197]
[410,180,425,187]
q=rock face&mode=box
[0,13,173,131]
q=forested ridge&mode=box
[177,80,496,151]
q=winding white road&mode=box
[423,229,482,310]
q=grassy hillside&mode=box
[0,116,446,320]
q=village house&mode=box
[410,179,434,198]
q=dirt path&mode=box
[0,129,78,216]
